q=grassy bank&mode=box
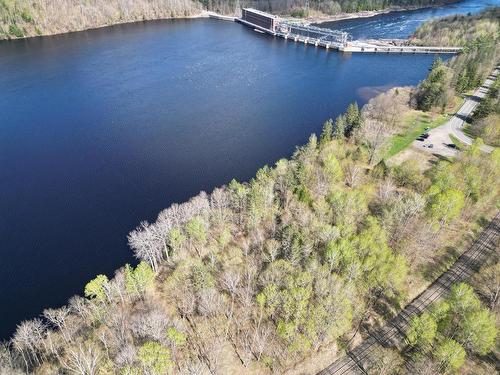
[385,111,448,158]
[384,96,465,159]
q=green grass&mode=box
[449,134,465,150]
[385,97,466,159]
[385,112,449,159]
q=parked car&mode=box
[416,137,425,141]
[421,133,429,139]
[447,143,458,149]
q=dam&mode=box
[222,8,463,54]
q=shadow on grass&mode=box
[428,154,453,166]
[421,245,461,282]
[469,351,500,370]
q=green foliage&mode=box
[137,341,173,375]
[8,23,22,37]
[185,216,207,247]
[434,338,466,373]
[456,60,480,93]
[20,9,32,23]
[320,119,333,145]
[448,282,481,317]
[84,274,109,301]
[290,7,309,18]
[406,312,437,350]
[191,263,214,292]
[166,327,187,346]
[345,102,362,136]
[413,8,499,108]
[415,63,452,111]
[427,188,465,227]
[168,227,186,255]
[333,114,347,139]
[391,160,422,188]
[125,262,155,295]
[412,282,499,369]
[321,152,343,185]
[329,189,368,230]
[458,308,497,355]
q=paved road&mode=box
[413,67,498,157]
[317,213,500,375]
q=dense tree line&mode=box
[209,0,454,16]
[412,8,499,112]
[468,76,500,147]
[1,94,498,373]
[405,283,497,373]
[1,0,456,39]
[1,5,498,374]
[0,0,203,39]
[364,280,499,374]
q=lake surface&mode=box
[0,0,494,339]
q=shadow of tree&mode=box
[421,245,461,282]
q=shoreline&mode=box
[1,0,461,42]
[301,1,461,25]
[0,11,209,42]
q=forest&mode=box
[0,0,455,39]
[412,8,499,112]
[1,5,499,375]
[2,65,499,375]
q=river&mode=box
[319,0,499,39]
[0,0,495,339]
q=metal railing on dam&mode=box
[231,9,463,54]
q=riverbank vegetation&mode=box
[1,5,499,375]
[412,8,499,113]
[0,0,460,40]
[1,94,498,373]
[361,7,500,158]
[240,0,459,19]
[0,0,203,39]
[467,77,500,147]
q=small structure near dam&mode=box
[235,8,462,54]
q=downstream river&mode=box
[320,0,499,38]
[0,0,495,339]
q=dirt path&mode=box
[317,213,500,375]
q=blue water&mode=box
[0,0,494,339]
[320,0,499,39]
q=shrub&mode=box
[8,24,23,37]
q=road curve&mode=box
[317,213,500,375]
[448,67,498,153]
[413,67,498,157]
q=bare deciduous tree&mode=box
[11,319,46,370]
[130,308,169,342]
[61,343,101,375]
[359,118,391,165]
[344,161,363,188]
